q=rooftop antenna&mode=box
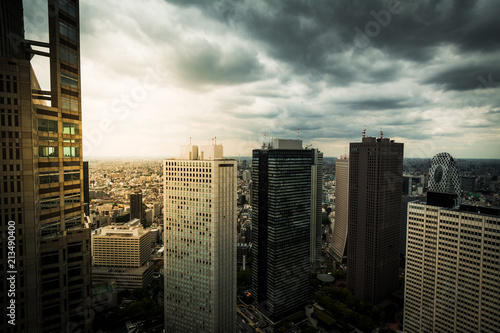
[380,127,384,138]
[298,128,300,140]
[190,137,191,145]
[362,126,366,138]
[264,131,266,141]
[215,136,217,145]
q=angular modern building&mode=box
[0,1,92,332]
[404,200,500,333]
[163,144,237,332]
[330,156,349,263]
[251,139,323,319]
[347,135,403,304]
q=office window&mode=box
[61,73,78,88]
[38,119,58,133]
[41,196,60,210]
[60,47,77,65]
[64,170,80,181]
[63,146,79,157]
[61,96,78,111]
[63,122,79,134]
[64,192,80,205]
[39,146,58,158]
[59,21,77,41]
[40,171,59,184]
[59,0,77,18]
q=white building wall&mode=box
[163,148,236,333]
[404,203,500,333]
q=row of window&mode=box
[38,119,79,134]
[40,170,79,184]
[39,146,80,158]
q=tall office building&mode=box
[330,156,349,262]
[130,192,143,221]
[347,135,403,304]
[163,144,237,332]
[0,1,91,332]
[404,201,500,333]
[251,139,323,319]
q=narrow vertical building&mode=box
[347,134,403,304]
[130,192,143,221]
[163,143,236,332]
[83,161,90,216]
[0,0,92,332]
[251,139,323,319]
[331,156,349,263]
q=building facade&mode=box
[92,224,153,289]
[251,139,323,319]
[347,136,403,304]
[163,144,237,332]
[400,196,419,257]
[0,1,92,332]
[404,202,500,333]
[92,225,151,267]
[330,156,348,262]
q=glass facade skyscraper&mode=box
[251,139,322,319]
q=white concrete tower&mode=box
[163,143,236,332]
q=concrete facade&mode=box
[163,144,237,332]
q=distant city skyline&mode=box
[22,0,500,159]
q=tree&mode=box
[333,269,347,280]
[237,269,252,289]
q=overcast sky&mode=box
[23,0,500,158]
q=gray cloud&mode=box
[20,0,500,158]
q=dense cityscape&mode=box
[1,1,500,333]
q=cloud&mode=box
[19,0,500,158]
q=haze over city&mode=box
[22,0,500,159]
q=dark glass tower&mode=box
[0,1,92,332]
[130,192,143,221]
[251,139,322,319]
[83,161,89,216]
[347,136,403,304]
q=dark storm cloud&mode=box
[171,41,265,87]
[167,0,500,86]
[423,62,500,91]
[337,98,410,111]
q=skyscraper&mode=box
[331,156,349,263]
[347,135,403,304]
[130,192,143,221]
[0,1,91,332]
[404,202,500,333]
[163,143,236,332]
[251,139,323,319]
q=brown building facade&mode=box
[347,136,403,304]
[0,1,92,332]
